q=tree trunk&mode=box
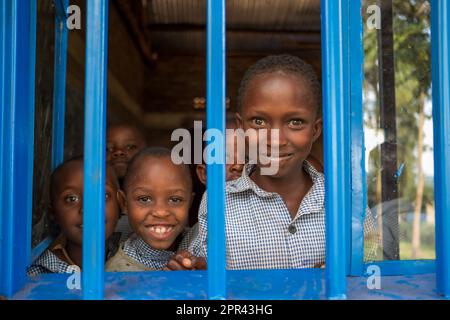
[411,94,426,259]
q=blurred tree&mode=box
[363,0,432,259]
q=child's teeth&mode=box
[150,226,173,234]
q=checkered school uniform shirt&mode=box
[27,249,75,276]
[189,161,378,270]
[27,234,120,276]
[120,226,198,269]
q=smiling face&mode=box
[106,125,146,179]
[50,160,120,247]
[121,156,193,251]
[236,72,322,178]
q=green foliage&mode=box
[363,0,435,259]
[364,0,433,201]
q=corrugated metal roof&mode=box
[150,30,320,55]
[146,0,320,31]
[144,0,321,55]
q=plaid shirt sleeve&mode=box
[188,191,208,258]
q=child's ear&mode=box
[235,113,243,129]
[196,164,207,186]
[312,118,323,142]
[117,190,127,214]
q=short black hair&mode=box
[123,147,192,192]
[237,54,322,116]
[50,156,120,198]
[49,156,84,201]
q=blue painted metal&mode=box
[349,0,366,276]
[0,1,4,293]
[321,0,348,299]
[12,270,444,300]
[54,0,68,20]
[206,0,227,300]
[12,269,324,300]
[30,236,55,263]
[51,0,69,170]
[340,0,350,275]
[430,0,450,298]
[0,0,36,298]
[363,260,435,276]
[82,0,109,300]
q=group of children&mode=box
[28,54,376,276]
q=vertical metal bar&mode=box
[206,0,226,300]
[83,0,109,300]
[0,1,5,289]
[0,0,36,297]
[321,0,348,299]
[430,0,450,299]
[349,0,366,275]
[52,0,69,170]
[54,0,68,20]
[0,0,15,298]
[377,0,400,261]
[341,0,351,275]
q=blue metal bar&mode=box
[0,0,36,298]
[430,0,450,299]
[206,0,226,300]
[82,0,109,300]
[321,0,348,299]
[54,0,68,20]
[0,0,7,294]
[51,0,69,170]
[31,236,55,263]
[341,0,351,275]
[364,260,435,276]
[349,0,366,276]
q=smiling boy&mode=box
[105,147,200,271]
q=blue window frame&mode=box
[1,0,449,300]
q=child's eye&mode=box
[64,194,79,203]
[168,197,184,205]
[106,145,114,153]
[137,196,152,203]
[105,193,111,200]
[289,119,304,127]
[251,118,266,127]
[126,144,137,151]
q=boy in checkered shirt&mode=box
[167,54,377,270]
[105,147,202,271]
[27,157,121,276]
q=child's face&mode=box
[106,125,146,179]
[51,161,120,246]
[122,156,192,251]
[196,132,244,185]
[237,72,322,178]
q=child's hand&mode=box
[314,262,325,269]
[164,250,206,271]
